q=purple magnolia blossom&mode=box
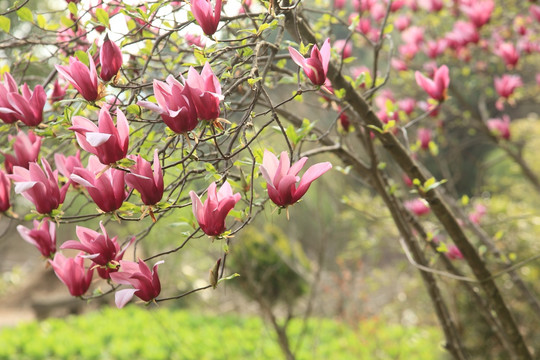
[99,36,123,82]
[17,218,56,258]
[288,39,331,86]
[70,156,126,213]
[49,252,94,297]
[191,0,222,36]
[415,65,449,102]
[0,72,47,126]
[138,76,198,134]
[110,259,164,308]
[55,56,101,101]
[61,221,135,279]
[184,63,223,121]
[70,107,129,165]
[259,150,332,208]
[0,170,9,212]
[9,158,67,214]
[189,181,241,237]
[4,130,42,174]
[125,150,164,206]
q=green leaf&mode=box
[95,8,110,28]
[36,14,46,29]
[68,2,78,16]
[0,16,10,33]
[60,16,74,28]
[17,7,33,23]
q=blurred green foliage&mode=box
[0,307,445,360]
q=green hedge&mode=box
[0,307,445,359]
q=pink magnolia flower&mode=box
[445,21,479,48]
[495,43,519,69]
[395,15,411,31]
[531,5,540,23]
[17,218,56,258]
[138,75,198,134]
[70,156,126,213]
[50,79,69,104]
[0,74,47,127]
[334,0,346,9]
[0,170,9,212]
[391,58,408,71]
[398,98,416,115]
[54,150,82,187]
[185,33,206,48]
[494,75,522,98]
[110,259,164,308]
[260,150,332,208]
[49,253,94,297]
[402,26,424,45]
[190,181,241,236]
[125,150,164,206]
[469,204,487,225]
[61,222,135,279]
[399,42,420,60]
[3,130,42,174]
[461,0,494,28]
[191,0,222,36]
[424,39,447,59]
[369,2,386,21]
[55,56,101,102]
[418,0,443,12]
[415,65,449,102]
[446,245,463,260]
[9,158,67,214]
[289,38,331,86]
[405,198,430,216]
[417,128,432,150]
[184,63,223,121]
[333,40,353,59]
[487,115,511,140]
[99,36,123,82]
[70,107,129,165]
[0,73,20,124]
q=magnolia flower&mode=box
[70,107,129,165]
[487,115,511,140]
[289,39,331,86]
[9,158,67,214]
[417,128,432,150]
[191,0,222,36]
[99,36,123,82]
[110,259,164,308]
[3,130,42,174]
[495,43,519,69]
[415,65,449,102]
[0,72,47,126]
[17,218,56,258]
[61,222,135,279]
[494,75,522,99]
[260,150,332,208]
[70,156,126,213]
[125,150,164,206]
[49,253,94,297]
[190,181,241,236]
[184,63,223,121]
[461,0,494,28]
[138,76,198,134]
[54,150,82,188]
[0,170,9,212]
[333,40,352,59]
[446,245,464,260]
[50,79,69,104]
[404,198,430,216]
[55,56,101,101]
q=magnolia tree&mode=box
[1,0,540,359]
